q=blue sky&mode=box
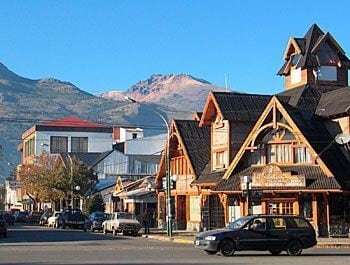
[0,1,349,95]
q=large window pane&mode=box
[50,136,68,153]
[71,137,88,152]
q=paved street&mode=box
[0,224,350,265]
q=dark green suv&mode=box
[194,215,317,256]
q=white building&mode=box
[20,116,113,164]
[113,126,143,143]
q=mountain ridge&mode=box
[0,62,231,182]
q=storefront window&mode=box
[299,194,312,219]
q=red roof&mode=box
[40,116,108,128]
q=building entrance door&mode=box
[176,195,187,230]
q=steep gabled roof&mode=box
[222,96,350,190]
[280,101,350,187]
[199,92,272,126]
[278,24,350,75]
[173,120,210,177]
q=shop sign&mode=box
[9,181,21,188]
[252,163,305,188]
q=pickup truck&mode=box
[102,212,141,236]
[61,209,86,229]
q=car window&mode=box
[226,216,251,229]
[249,217,266,231]
[268,217,286,229]
[293,217,311,228]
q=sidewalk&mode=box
[142,229,350,248]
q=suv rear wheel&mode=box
[220,239,235,256]
[286,240,302,256]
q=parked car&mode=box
[47,211,63,228]
[194,214,317,256]
[14,211,28,223]
[83,212,109,232]
[61,208,86,229]
[0,214,7,237]
[1,212,15,226]
[39,211,53,226]
[102,212,141,236]
[26,211,43,224]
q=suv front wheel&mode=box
[220,239,236,256]
[286,240,302,256]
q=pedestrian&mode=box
[142,209,150,236]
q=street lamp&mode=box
[41,143,75,208]
[124,96,173,238]
[242,175,252,215]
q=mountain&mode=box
[97,74,230,111]
[0,63,230,182]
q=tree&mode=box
[19,151,98,206]
[19,152,67,203]
[82,194,105,216]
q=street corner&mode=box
[142,234,173,242]
[172,237,193,244]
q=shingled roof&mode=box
[316,87,350,118]
[173,120,210,177]
[214,165,341,192]
[278,24,350,75]
[277,83,341,113]
[191,163,224,186]
[211,92,272,121]
[280,101,350,188]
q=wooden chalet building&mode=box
[213,24,350,237]
[156,119,210,231]
[156,24,350,236]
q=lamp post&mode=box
[41,143,74,208]
[242,175,252,215]
[124,96,173,238]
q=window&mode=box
[269,202,293,215]
[71,137,88,152]
[24,137,35,157]
[214,151,225,169]
[50,136,68,153]
[268,217,286,229]
[291,54,301,66]
[317,66,337,81]
[250,144,264,165]
[294,147,311,163]
[276,144,292,163]
[267,145,276,163]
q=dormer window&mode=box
[316,66,337,81]
[291,54,301,67]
